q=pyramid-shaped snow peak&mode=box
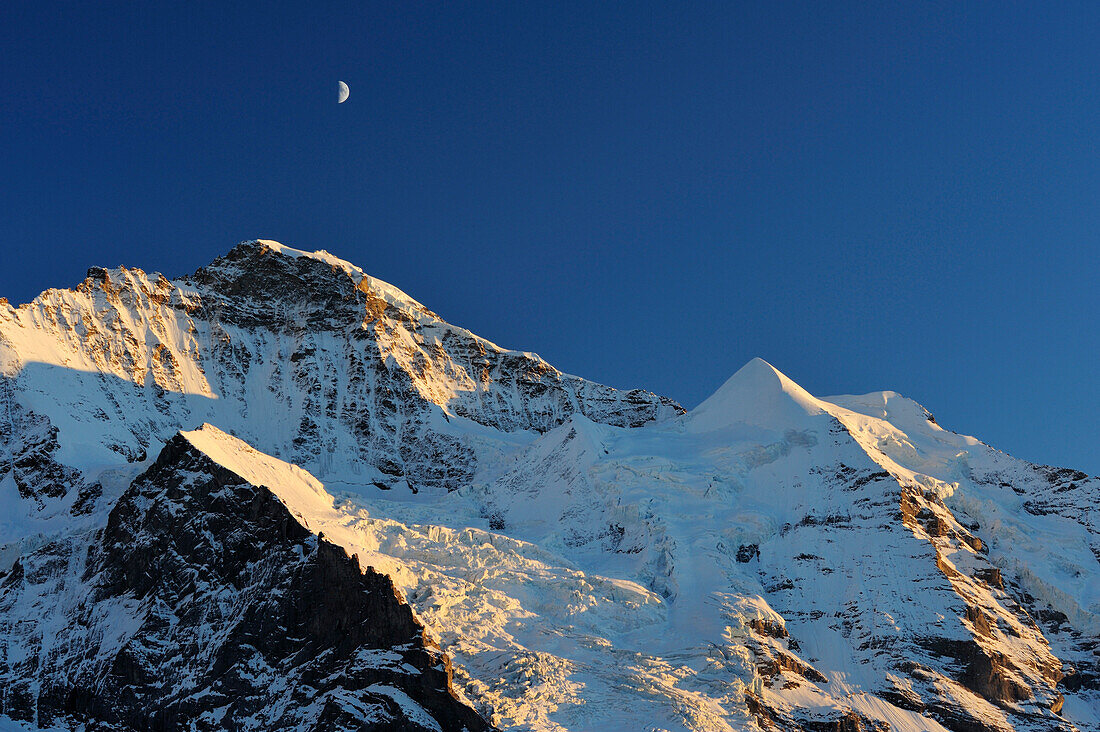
[687,357,824,432]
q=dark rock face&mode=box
[745,692,887,731]
[0,433,488,731]
[736,543,760,563]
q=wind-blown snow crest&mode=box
[180,423,335,519]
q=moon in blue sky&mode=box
[338,81,349,104]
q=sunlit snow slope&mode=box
[1,241,1096,732]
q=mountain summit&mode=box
[0,240,681,504]
[0,241,1096,731]
[688,357,824,432]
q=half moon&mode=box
[338,81,350,104]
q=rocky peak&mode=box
[0,240,682,504]
[184,240,384,328]
[181,240,438,328]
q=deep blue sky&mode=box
[2,3,1097,473]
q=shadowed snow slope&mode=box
[0,241,1097,732]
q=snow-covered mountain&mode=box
[0,240,1096,731]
